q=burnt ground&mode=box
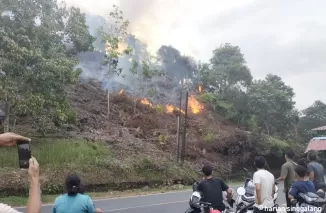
[1,80,272,195]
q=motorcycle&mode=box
[234,168,279,213]
[291,190,326,213]
[185,179,235,213]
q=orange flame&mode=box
[118,89,124,94]
[140,98,152,106]
[165,105,185,114]
[188,96,203,114]
[105,41,128,55]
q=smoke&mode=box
[65,0,211,106]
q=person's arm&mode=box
[26,157,41,213]
[220,180,232,200]
[0,132,31,147]
[253,173,262,205]
[276,164,288,182]
[307,164,315,181]
[0,203,22,213]
[288,184,298,200]
[85,197,96,213]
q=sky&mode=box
[64,0,326,110]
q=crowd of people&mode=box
[1,132,325,213]
[197,150,326,213]
[0,132,103,213]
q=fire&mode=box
[140,98,152,106]
[165,105,185,114]
[118,89,124,94]
[188,96,203,114]
[105,41,128,55]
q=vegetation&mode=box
[0,0,325,199]
[0,0,95,133]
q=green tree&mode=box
[0,0,94,132]
[247,74,298,136]
[157,45,197,85]
[209,43,253,94]
[297,101,326,142]
[98,5,133,116]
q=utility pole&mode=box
[180,91,188,163]
[176,90,182,162]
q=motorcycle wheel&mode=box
[184,207,201,213]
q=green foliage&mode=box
[204,133,216,143]
[0,0,94,132]
[98,5,133,78]
[154,105,165,114]
[208,43,253,93]
[247,74,298,136]
[0,139,110,168]
[158,135,165,144]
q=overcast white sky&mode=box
[64,0,326,110]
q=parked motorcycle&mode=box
[291,191,326,213]
[234,168,278,213]
[185,180,235,213]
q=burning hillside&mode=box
[63,81,260,170]
[2,80,268,194]
[15,80,261,171]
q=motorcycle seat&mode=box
[199,201,212,206]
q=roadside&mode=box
[4,181,242,207]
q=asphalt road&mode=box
[15,185,287,213]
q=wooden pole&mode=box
[181,91,188,163]
[176,116,180,162]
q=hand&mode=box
[290,199,297,206]
[0,132,30,147]
[28,157,39,181]
[95,208,103,213]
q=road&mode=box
[15,185,288,213]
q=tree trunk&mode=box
[3,102,10,132]
[107,89,110,117]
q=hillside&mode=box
[0,80,289,196]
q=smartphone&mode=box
[17,140,31,169]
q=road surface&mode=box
[15,185,287,213]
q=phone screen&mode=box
[17,141,31,169]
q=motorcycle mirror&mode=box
[236,187,246,196]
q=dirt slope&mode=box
[1,80,264,195]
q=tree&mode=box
[98,5,133,116]
[297,101,326,142]
[209,43,253,94]
[247,74,298,136]
[157,45,197,85]
[0,0,94,132]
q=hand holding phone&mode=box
[17,140,31,169]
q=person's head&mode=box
[308,152,317,162]
[295,165,308,179]
[285,150,295,160]
[202,165,213,178]
[65,174,84,196]
[254,156,266,169]
[298,158,307,168]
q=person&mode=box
[197,165,233,212]
[52,174,103,213]
[275,150,297,213]
[0,132,41,213]
[307,152,326,191]
[298,158,307,168]
[288,165,316,206]
[252,156,276,213]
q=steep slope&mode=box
[0,80,264,195]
